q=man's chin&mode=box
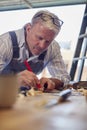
[32,50,41,56]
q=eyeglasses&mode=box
[33,13,64,28]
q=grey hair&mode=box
[31,10,63,35]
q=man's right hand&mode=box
[17,70,39,89]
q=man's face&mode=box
[26,23,56,55]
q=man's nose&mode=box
[39,40,46,49]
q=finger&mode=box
[47,81,55,90]
[22,78,34,87]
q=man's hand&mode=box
[17,70,39,89]
[40,77,55,92]
[40,77,64,92]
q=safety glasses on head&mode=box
[33,12,64,28]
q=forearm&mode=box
[49,78,64,90]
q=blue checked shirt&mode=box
[0,27,71,85]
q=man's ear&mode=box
[25,23,32,32]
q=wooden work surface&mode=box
[0,91,87,130]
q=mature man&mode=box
[0,10,71,91]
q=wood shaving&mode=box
[18,93,25,98]
[26,88,42,96]
[77,88,87,96]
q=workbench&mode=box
[0,91,87,130]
